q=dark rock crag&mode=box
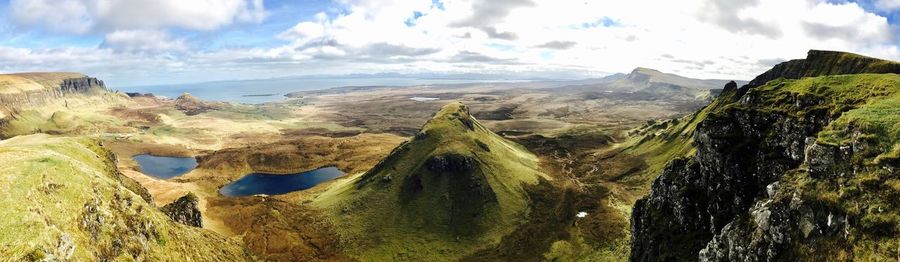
[630,51,900,261]
[161,192,203,227]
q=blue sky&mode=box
[0,0,898,87]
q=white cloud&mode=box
[278,21,326,41]
[10,0,266,33]
[89,0,265,31]
[875,0,900,11]
[101,30,187,52]
[1,0,898,86]
[9,0,93,34]
[265,0,897,80]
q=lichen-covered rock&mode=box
[698,193,849,261]
[161,192,203,227]
[630,51,900,261]
[425,153,477,173]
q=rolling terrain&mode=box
[0,50,895,261]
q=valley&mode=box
[0,50,897,261]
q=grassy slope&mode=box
[611,97,719,186]
[0,91,131,138]
[0,134,249,261]
[0,73,85,94]
[312,102,549,261]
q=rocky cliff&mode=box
[0,73,108,111]
[630,51,900,261]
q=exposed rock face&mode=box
[174,93,222,115]
[125,92,156,98]
[161,192,203,227]
[60,77,106,93]
[425,153,478,173]
[630,109,829,260]
[630,51,900,261]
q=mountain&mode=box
[608,67,737,91]
[0,134,250,260]
[630,50,900,261]
[0,72,107,111]
[556,67,746,101]
[312,102,550,261]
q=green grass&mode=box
[802,51,900,76]
[1,109,125,138]
[615,97,720,185]
[819,94,900,153]
[312,102,549,261]
[742,74,900,166]
[0,134,248,260]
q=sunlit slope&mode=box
[0,72,86,94]
[313,102,549,261]
[0,134,249,261]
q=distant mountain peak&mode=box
[631,67,663,75]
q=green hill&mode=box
[312,102,550,261]
[0,134,250,261]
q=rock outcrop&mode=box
[630,51,900,261]
[161,192,203,227]
[0,73,108,111]
[174,93,222,115]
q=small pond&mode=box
[133,154,198,179]
[219,166,345,197]
[410,96,439,102]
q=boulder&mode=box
[161,192,203,227]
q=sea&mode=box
[117,76,524,104]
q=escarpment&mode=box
[631,51,900,261]
[0,73,108,111]
[745,50,900,88]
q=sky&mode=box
[0,0,898,87]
